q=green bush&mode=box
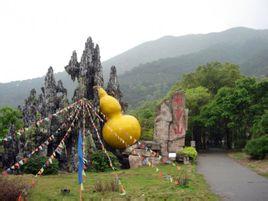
[0,107,23,139]
[91,150,120,172]
[252,111,268,138]
[129,100,158,141]
[177,147,198,160]
[93,179,119,193]
[22,155,59,175]
[244,135,268,159]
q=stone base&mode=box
[129,155,143,168]
[129,153,161,168]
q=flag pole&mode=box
[79,185,82,201]
[78,129,84,200]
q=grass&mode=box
[6,164,218,201]
[228,152,268,178]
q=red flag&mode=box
[17,193,23,201]
[2,171,8,176]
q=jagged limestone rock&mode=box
[2,37,129,171]
[44,67,58,115]
[2,67,70,170]
[37,87,46,117]
[39,67,69,116]
[65,37,104,102]
[65,37,105,153]
[56,80,68,109]
[21,89,38,127]
[2,125,18,168]
[65,51,80,81]
[42,67,70,168]
[106,66,128,111]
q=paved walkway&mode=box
[197,151,268,201]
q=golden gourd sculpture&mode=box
[97,87,141,149]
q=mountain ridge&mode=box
[1,27,268,108]
[102,27,268,75]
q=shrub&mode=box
[252,111,268,138]
[0,176,30,201]
[93,179,119,193]
[91,150,120,172]
[244,135,268,159]
[22,155,59,175]
[174,168,189,187]
[0,107,23,139]
[177,147,198,160]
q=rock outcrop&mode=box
[21,89,38,127]
[127,141,161,168]
[154,91,188,160]
[106,66,128,111]
[65,37,104,102]
[65,37,107,153]
[21,67,68,124]
[127,92,188,168]
[44,67,58,115]
[44,67,68,116]
[2,67,69,169]
[2,125,18,168]
[1,37,129,171]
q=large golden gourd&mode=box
[97,87,141,149]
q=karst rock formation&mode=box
[106,66,128,111]
[2,66,70,170]
[1,37,127,172]
[65,37,104,103]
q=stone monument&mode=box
[154,91,188,160]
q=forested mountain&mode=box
[1,27,268,108]
[0,72,77,107]
[119,38,268,107]
[102,27,268,75]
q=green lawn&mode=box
[228,152,268,178]
[22,164,217,201]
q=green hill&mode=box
[119,39,268,108]
[1,27,268,108]
[102,27,268,75]
[0,72,77,107]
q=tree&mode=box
[252,111,268,137]
[130,100,158,140]
[0,107,23,139]
[181,62,241,94]
[200,77,268,149]
[185,86,211,116]
[184,86,211,149]
[200,87,235,148]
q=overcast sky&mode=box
[0,0,267,83]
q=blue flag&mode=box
[78,130,83,186]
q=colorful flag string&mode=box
[3,104,80,174]
[3,99,83,141]
[35,108,81,176]
[84,100,180,185]
[83,101,126,195]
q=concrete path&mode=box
[197,151,268,201]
